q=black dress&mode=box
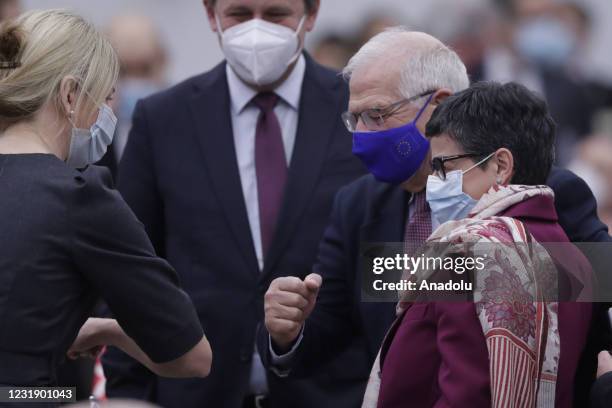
[0,154,203,387]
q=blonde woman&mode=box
[0,10,211,388]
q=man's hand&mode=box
[597,350,612,379]
[264,273,322,352]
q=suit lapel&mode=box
[189,63,259,275]
[262,55,342,276]
[359,185,411,355]
[360,186,411,243]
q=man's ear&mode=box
[304,0,321,32]
[432,88,452,106]
[494,148,514,185]
[204,0,219,32]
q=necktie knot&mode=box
[253,92,279,113]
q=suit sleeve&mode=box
[102,100,168,400]
[116,100,167,256]
[72,166,203,362]
[591,372,612,408]
[549,168,611,243]
[258,185,359,376]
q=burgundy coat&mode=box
[377,194,593,407]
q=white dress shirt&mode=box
[226,56,306,395]
[226,55,306,271]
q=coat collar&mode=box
[470,184,557,222]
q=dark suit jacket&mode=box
[102,55,367,408]
[259,167,612,406]
[96,146,118,181]
[591,371,612,408]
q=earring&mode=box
[496,177,503,185]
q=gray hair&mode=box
[342,27,469,102]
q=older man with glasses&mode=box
[259,27,611,406]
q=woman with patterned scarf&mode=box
[363,82,595,408]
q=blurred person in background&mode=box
[569,134,612,229]
[311,34,355,71]
[354,14,399,47]
[101,0,366,407]
[310,14,398,74]
[435,0,499,82]
[0,0,19,22]
[97,14,167,178]
[0,7,211,395]
[485,0,595,165]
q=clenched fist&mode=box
[264,273,322,352]
[597,350,612,379]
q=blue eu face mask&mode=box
[426,152,495,226]
[351,94,433,184]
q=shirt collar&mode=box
[226,54,306,114]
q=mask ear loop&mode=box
[286,15,307,66]
[214,13,225,36]
[462,151,496,175]
[413,92,436,123]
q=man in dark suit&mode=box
[102,0,366,407]
[261,28,611,407]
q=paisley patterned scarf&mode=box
[363,185,561,408]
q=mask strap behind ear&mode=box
[295,14,307,34]
[463,151,496,174]
[287,15,307,66]
[414,92,436,122]
[215,13,225,36]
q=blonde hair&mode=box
[0,9,119,130]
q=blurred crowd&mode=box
[4,0,611,227]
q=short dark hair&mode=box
[207,0,317,13]
[425,81,556,185]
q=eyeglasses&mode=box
[431,154,481,180]
[341,90,436,132]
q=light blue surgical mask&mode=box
[514,17,577,67]
[67,104,117,168]
[426,152,495,225]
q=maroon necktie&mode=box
[253,92,287,259]
[404,191,432,256]
[399,191,433,310]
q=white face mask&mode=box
[426,152,495,225]
[216,15,306,86]
[66,104,117,168]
